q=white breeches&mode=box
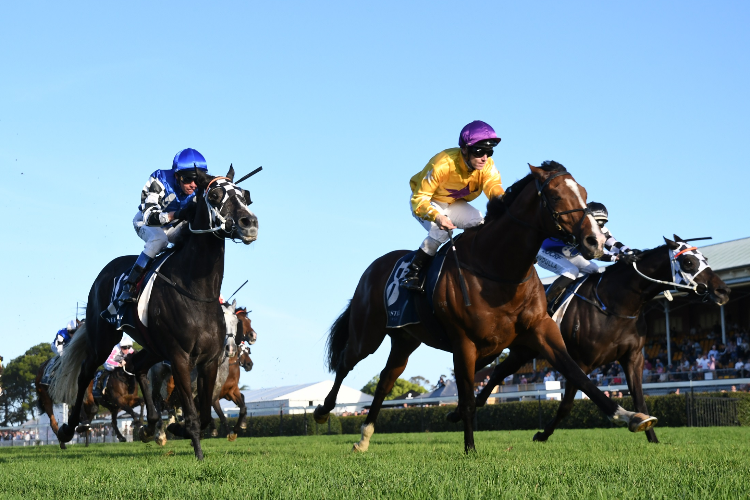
[413,200,484,256]
[536,249,602,280]
[133,212,188,258]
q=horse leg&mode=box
[237,393,247,431]
[40,390,66,450]
[130,350,161,443]
[447,347,536,424]
[167,357,205,460]
[529,318,656,432]
[533,381,579,442]
[621,351,658,443]
[210,401,222,437]
[108,405,127,442]
[314,304,389,424]
[197,359,220,438]
[353,332,421,453]
[452,341,479,453]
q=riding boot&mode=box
[546,275,575,316]
[115,252,152,305]
[400,249,433,292]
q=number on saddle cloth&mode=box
[384,248,450,329]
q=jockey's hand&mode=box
[619,252,639,265]
[174,203,196,221]
[435,214,457,231]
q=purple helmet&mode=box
[458,121,501,148]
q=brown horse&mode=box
[314,161,657,453]
[474,235,730,443]
[82,364,144,442]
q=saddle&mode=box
[101,249,175,331]
[40,356,60,386]
[545,275,589,324]
[92,370,110,398]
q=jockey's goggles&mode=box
[177,172,197,184]
[468,146,494,158]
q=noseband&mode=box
[631,244,711,300]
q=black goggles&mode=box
[468,147,494,158]
[177,173,197,184]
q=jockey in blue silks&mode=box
[110,148,209,309]
[537,201,641,315]
[51,320,77,355]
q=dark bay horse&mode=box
[315,162,656,453]
[82,364,144,442]
[49,166,258,460]
[474,235,730,443]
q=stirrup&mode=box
[400,274,426,292]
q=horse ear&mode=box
[194,167,212,189]
[673,234,685,243]
[664,236,679,250]
[231,299,237,309]
[226,163,235,181]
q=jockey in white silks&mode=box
[401,121,505,290]
[537,201,641,315]
[105,148,210,316]
[51,320,77,356]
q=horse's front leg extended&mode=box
[168,355,205,460]
[58,358,100,443]
[621,350,658,443]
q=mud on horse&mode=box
[473,235,730,443]
[49,165,258,460]
[314,161,657,453]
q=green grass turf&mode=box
[0,427,748,499]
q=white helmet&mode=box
[66,320,77,331]
[120,337,133,348]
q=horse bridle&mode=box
[631,244,710,300]
[506,170,592,246]
[189,176,249,240]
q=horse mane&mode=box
[485,161,567,222]
[606,244,666,271]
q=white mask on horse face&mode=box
[670,242,710,287]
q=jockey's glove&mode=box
[174,203,197,222]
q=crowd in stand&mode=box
[0,430,37,444]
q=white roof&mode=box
[219,380,373,411]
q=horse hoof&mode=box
[227,433,237,442]
[118,437,127,443]
[58,423,74,443]
[313,405,329,424]
[240,422,247,430]
[445,411,462,424]
[629,413,658,433]
[352,442,368,453]
[156,434,167,447]
[532,432,549,442]
[139,426,154,443]
[211,429,219,438]
[59,443,67,450]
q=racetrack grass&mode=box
[0,427,748,499]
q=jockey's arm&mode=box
[140,176,171,226]
[480,164,505,200]
[410,164,448,223]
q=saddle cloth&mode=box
[102,251,174,328]
[40,356,60,386]
[92,370,110,398]
[384,245,449,328]
[546,274,589,326]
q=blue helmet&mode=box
[172,148,208,175]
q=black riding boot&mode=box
[116,252,152,304]
[400,249,433,292]
[546,275,575,316]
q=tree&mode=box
[0,343,55,426]
[408,375,430,388]
[361,375,427,400]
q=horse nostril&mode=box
[716,288,729,297]
[238,216,257,229]
[585,236,598,248]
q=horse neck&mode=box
[471,188,546,281]
[601,246,673,310]
[173,209,226,296]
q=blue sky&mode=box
[1,1,748,394]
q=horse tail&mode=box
[325,301,352,373]
[48,323,91,405]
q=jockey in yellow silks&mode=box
[401,121,505,290]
